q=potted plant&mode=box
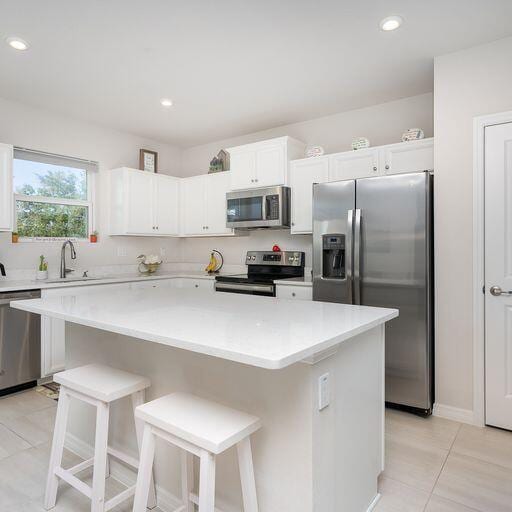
[90,230,98,243]
[11,232,19,243]
[37,255,48,280]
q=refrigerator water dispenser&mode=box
[322,234,345,279]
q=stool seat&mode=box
[53,364,150,402]
[135,392,261,454]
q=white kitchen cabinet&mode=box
[0,143,13,231]
[228,136,305,190]
[129,279,174,290]
[174,278,215,290]
[329,148,380,181]
[276,284,312,300]
[110,167,180,236]
[381,138,434,175]
[181,172,234,236]
[40,283,129,377]
[289,156,329,234]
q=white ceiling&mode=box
[1,0,512,147]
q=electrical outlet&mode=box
[318,373,330,411]
[116,247,127,257]
[160,247,166,258]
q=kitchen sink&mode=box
[43,276,108,284]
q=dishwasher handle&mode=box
[0,289,42,305]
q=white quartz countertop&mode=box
[0,271,216,293]
[12,287,398,369]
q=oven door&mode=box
[215,282,275,297]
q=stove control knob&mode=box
[251,256,256,260]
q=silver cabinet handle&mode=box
[490,286,512,296]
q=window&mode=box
[13,149,97,240]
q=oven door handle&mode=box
[215,282,275,293]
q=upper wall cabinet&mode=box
[381,138,434,175]
[329,148,380,181]
[109,167,180,236]
[181,171,234,237]
[289,156,329,234]
[0,143,13,231]
[227,136,305,190]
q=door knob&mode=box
[490,285,512,296]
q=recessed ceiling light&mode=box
[6,36,30,51]
[160,98,173,107]
[380,15,403,32]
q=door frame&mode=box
[473,110,512,427]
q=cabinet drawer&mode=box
[179,278,215,290]
[276,285,312,300]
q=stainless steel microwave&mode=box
[226,186,291,229]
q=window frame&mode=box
[13,148,97,242]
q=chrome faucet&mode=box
[60,240,77,278]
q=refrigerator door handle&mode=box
[353,208,362,305]
[347,209,354,304]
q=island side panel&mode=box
[64,322,315,512]
[309,325,385,512]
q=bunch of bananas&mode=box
[205,251,221,273]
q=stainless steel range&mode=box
[215,251,305,296]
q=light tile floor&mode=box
[1,389,511,511]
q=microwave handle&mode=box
[262,195,267,220]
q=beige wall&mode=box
[181,93,433,175]
[434,36,512,413]
[0,96,182,275]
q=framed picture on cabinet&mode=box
[139,149,158,173]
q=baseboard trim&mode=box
[367,493,381,511]
[433,403,478,425]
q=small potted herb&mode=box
[37,255,48,280]
[90,230,98,243]
[11,232,19,243]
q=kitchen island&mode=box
[13,287,397,512]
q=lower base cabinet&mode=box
[275,285,312,300]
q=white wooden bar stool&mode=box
[132,392,261,512]
[45,364,156,512]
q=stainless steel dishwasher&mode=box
[0,289,41,394]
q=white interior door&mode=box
[485,121,512,430]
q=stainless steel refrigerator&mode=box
[313,171,434,414]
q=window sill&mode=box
[14,237,92,243]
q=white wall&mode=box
[180,93,434,268]
[0,96,183,276]
[181,93,433,175]
[434,36,512,415]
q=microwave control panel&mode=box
[265,195,280,220]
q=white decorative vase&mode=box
[36,270,48,280]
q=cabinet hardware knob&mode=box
[373,166,377,171]
[195,284,199,288]
[292,292,296,297]
[385,165,390,170]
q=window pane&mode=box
[13,159,87,200]
[16,200,88,238]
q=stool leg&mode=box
[91,401,110,512]
[44,388,71,510]
[132,390,157,508]
[198,450,216,512]
[237,438,258,512]
[181,449,194,512]
[133,424,156,512]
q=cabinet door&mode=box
[381,139,434,175]
[41,315,65,377]
[181,175,207,235]
[205,172,232,235]
[329,148,380,181]
[290,157,329,234]
[276,285,312,300]
[155,175,180,235]
[230,151,256,190]
[179,278,215,290]
[255,144,286,187]
[0,143,13,231]
[125,170,154,234]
